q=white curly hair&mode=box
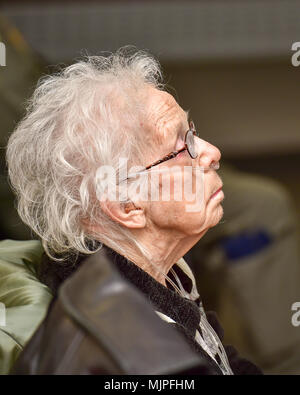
[6,47,164,260]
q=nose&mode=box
[195,137,221,169]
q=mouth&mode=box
[209,185,223,200]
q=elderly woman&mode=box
[6,48,261,375]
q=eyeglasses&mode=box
[123,121,205,182]
[144,120,198,171]
[121,120,219,183]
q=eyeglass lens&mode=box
[186,130,197,159]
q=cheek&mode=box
[171,199,208,233]
[147,170,211,231]
[182,204,207,232]
[148,196,214,236]
[147,199,191,229]
[148,201,173,227]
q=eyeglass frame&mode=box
[144,120,198,171]
[122,120,200,182]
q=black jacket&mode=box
[13,246,262,375]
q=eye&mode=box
[175,136,185,151]
[176,149,187,159]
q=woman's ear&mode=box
[100,199,146,229]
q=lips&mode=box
[210,186,223,199]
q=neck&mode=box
[109,227,207,286]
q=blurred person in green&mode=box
[0,24,299,374]
[0,13,44,240]
[0,16,50,374]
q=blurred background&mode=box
[0,0,300,374]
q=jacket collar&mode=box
[103,245,201,337]
[39,243,202,337]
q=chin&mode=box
[213,205,224,226]
[185,205,224,238]
[206,205,224,230]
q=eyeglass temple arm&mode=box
[144,147,187,171]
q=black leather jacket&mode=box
[13,247,262,375]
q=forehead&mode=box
[144,87,187,144]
